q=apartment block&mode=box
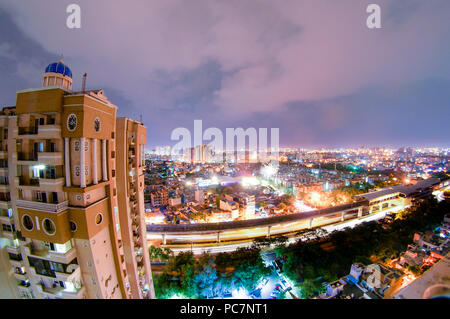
[0,60,154,299]
[116,118,154,299]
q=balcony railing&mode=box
[0,214,12,224]
[0,195,11,202]
[17,152,37,161]
[32,267,56,278]
[19,178,40,187]
[18,281,31,288]
[16,199,68,213]
[25,245,77,264]
[37,152,63,164]
[18,127,38,135]
[38,284,85,299]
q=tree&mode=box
[193,254,218,298]
[149,245,164,261]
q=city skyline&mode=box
[0,1,449,304]
[0,1,449,148]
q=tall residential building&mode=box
[116,118,153,299]
[0,60,154,299]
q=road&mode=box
[152,206,401,255]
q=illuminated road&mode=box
[148,206,401,255]
[434,185,450,202]
[146,179,446,255]
[147,201,366,234]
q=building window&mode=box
[22,215,34,231]
[42,218,56,236]
[75,166,80,177]
[95,213,103,225]
[74,140,80,152]
[69,221,77,232]
[94,118,101,132]
[67,114,77,131]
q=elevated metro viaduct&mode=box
[147,200,373,245]
[146,177,445,246]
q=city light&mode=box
[311,192,321,203]
[1,1,449,303]
[241,176,260,187]
[231,287,250,299]
[261,163,278,179]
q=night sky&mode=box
[0,0,449,148]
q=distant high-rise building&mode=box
[186,144,213,164]
[0,60,154,299]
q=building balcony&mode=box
[37,152,63,166]
[0,200,11,209]
[0,150,7,158]
[29,263,80,283]
[15,151,63,166]
[28,266,56,279]
[9,259,23,268]
[17,177,40,190]
[38,177,65,192]
[16,199,68,213]
[17,282,32,294]
[19,177,40,186]
[17,152,38,162]
[15,125,61,139]
[24,245,77,265]
[3,230,16,240]
[13,272,28,281]
[37,284,85,300]
[17,127,38,136]
[0,214,12,224]
[35,124,62,139]
[0,184,9,191]
[6,245,20,255]
[54,264,81,282]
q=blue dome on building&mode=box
[44,61,72,78]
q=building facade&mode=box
[0,60,154,299]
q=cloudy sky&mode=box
[0,0,449,148]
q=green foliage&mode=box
[149,245,173,262]
[280,198,449,297]
[153,198,449,299]
[154,247,271,299]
